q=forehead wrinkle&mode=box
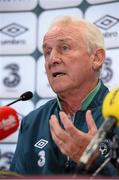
[44,25,78,42]
[43,24,87,49]
[43,36,73,49]
[43,32,65,44]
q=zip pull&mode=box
[65,156,71,171]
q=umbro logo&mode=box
[94,15,119,30]
[0,23,28,38]
[34,139,48,149]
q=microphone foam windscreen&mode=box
[0,106,19,140]
[102,88,119,126]
[20,91,33,101]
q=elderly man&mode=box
[10,16,118,176]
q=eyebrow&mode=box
[42,38,72,49]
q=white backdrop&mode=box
[0,0,119,171]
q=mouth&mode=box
[52,72,66,78]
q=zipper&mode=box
[65,114,76,171]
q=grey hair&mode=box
[48,16,105,54]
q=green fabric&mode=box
[57,81,101,111]
[80,81,101,111]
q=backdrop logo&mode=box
[0,0,37,11]
[0,151,13,171]
[100,57,113,83]
[3,63,21,88]
[0,23,28,38]
[0,0,27,1]
[94,15,119,30]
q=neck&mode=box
[58,79,99,116]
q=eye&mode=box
[44,48,52,57]
[62,45,70,51]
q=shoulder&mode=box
[32,98,57,114]
[29,98,57,116]
[90,81,109,109]
[20,98,57,131]
[89,81,109,127]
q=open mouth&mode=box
[52,72,66,78]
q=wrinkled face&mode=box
[43,24,95,95]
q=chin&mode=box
[52,88,63,94]
[50,81,70,94]
[52,86,68,95]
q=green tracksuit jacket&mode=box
[10,82,119,176]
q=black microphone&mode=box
[6,91,33,106]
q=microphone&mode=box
[77,88,119,170]
[6,91,33,106]
[0,106,19,140]
[102,88,119,126]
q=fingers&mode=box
[59,111,84,137]
[85,110,97,135]
[49,111,98,163]
[50,111,97,140]
[50,112,85,148]
[49,114,71,154]
[50,126,66,154]
[49,114,70,143]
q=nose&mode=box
[49,48,62,65]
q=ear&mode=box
[91,49,105,71]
